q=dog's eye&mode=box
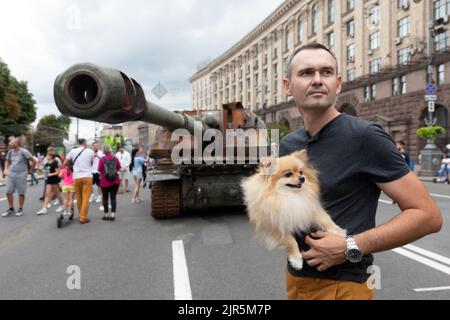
[299,170,303,175]
[285,172,293,178]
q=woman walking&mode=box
[37,147,64,215]
[131,148,146,204]
[98,145,121,221]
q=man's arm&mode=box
[28,157,36,174]
[354,172,442,255]
[302,172,442,272]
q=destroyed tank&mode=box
[54,63,271,219]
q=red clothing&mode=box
[98,154,121,188]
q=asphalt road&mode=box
[0,179,449,300]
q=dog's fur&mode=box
[241,150,346,270]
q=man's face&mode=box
[9,139,18,149]
[93,143,99,152]
[284,49,342,112]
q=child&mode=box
[59,159,75,218]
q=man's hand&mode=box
[301,231,347,272]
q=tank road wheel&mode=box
[151,180,181,219]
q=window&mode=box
[347,44,355,63]
[274,79,278,93]
[285,26,291,51]
[311,4,317,34]
[369,58,381,74]
[327,31,335,48]
[254,74,259,87]
[369,31,380,50]
[400,75,407,94]
[274,47,278,59]
[434,0,450,19]
[347,19,355,38]
[368,5,380,25]
[264,54,268,65]
[397,16,411,38]
[347,68,356,81]
[347,0,355,11]
[297,16,303,43]
[435,30,450,51]
[438,64,445,85]
[398,47,411,65]
[392,78,399,96]
[328,0,335,23]
[274,63,278,78]
[364,84,376,102]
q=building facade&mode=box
[190,0,450,160]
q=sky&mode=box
[0,0,283,142]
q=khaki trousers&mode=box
[286,269,374,300]
[74,177,93,222]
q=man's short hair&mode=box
[285,43,339,79]
[78,138,87,145]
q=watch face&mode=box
[347,249,362,263]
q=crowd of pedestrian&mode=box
[1,137,154,224]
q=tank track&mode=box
[151,180,181,219]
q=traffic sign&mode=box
[425,95,437,101]
[426,83,437,95]
[428,101,435,113]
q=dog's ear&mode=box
[258,157,278,176]
[291,149,308,161]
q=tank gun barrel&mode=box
[53,63,208,133]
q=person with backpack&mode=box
[2,138,36,217]
[98,144,121,221]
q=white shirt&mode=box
[116,150,131,172]
[66,146,95,179]
[92,150,104,173]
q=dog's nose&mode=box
[299,176,306,183]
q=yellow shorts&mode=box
[62,185,75,193]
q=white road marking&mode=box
[0,198,6,202]
[172,240,192,300]
[392,247,450,275]
[378,199,392,204]
[414,286,450,292]
[430,193,450,199]
[403,244,450,266]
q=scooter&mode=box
[57,209,75,228]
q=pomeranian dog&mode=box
[241,150,346,270]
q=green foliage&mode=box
[34,115,72,150]
[0,58,37,139]
[416,126,446,140]
[267,121,293,140]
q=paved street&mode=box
[0,180,449,300]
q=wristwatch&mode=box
[345,235,362,263]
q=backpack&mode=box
[103,157,118,182]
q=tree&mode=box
[34,115,72,152]
[0,58,37,139]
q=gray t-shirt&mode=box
[6,148,33,178]
[279,114,410,283]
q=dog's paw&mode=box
[288,255,304,270]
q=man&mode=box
[2,138,36,217]
[66,138,94,224]
[396,140,414,171]
[90,142,104,206]
[116,146,131,193]
[280,43,442,300]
